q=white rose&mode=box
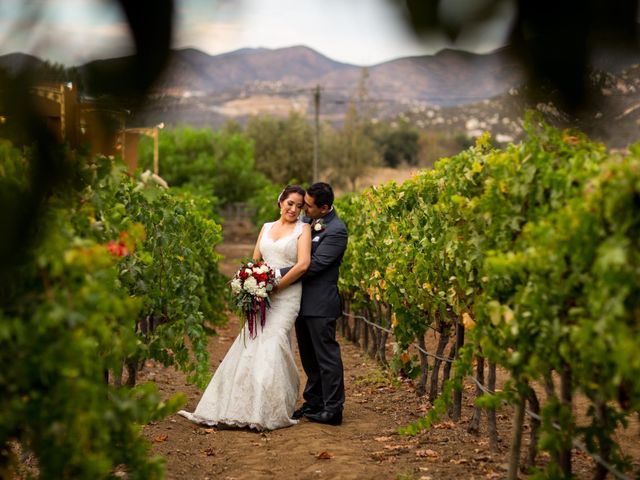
[314,223,323,232]
[260,265,270,273]
[230,278,242,294]
[243,276,258,294]
[244,268,253,275]
[255,287,268,298]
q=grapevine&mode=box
[337,116,639,478]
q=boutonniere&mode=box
[312,218,326,233]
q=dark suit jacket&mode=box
[281,209,348,318]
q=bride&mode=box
[178,185,311,430]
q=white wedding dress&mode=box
[178,220,303,430]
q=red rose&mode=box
[256,272,268,282]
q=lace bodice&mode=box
[260,220,304,270]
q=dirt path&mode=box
[140,313,512,480]
[139,234,639,480]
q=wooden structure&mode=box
[31,82,80,146]
[12,82,157,173]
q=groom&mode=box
[280,182,348,426]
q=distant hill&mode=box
[141,44,636,104]
[0,52,46,75]
[69,45,532,128]
[156,46,354,93]
[73,45,526,106]
[2,45,640,147]
[3,44,638,106]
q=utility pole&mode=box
[313,84,320,182]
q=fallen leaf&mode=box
[374,436,393,442]
[450,458,468,464]
[383,445,405,451]
[204,428,215,434]
[416,449,439,459]
[153,434,168,443]
[434,421,455,430]
[316,451,334,460]
[370,451,386,461]
[202,447,215,456]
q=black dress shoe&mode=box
[292,404,321,420]
[304,409,343,425]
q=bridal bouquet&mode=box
[230,260,277,339]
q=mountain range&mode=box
[2,45,640,147]
[77,45,525,106]
[68,45,529,128]
[0,45,529,109]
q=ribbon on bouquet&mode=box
[246,298,267,339]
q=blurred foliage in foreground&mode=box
[0,141,225,478]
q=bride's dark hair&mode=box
[277,185,306,206]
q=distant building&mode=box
[31,82,80,146]
[4,81,148,174]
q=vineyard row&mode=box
[335,117,640,479]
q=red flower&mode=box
[107,240,129,257]
[255,272,268,283]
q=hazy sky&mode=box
[0,0,514,66]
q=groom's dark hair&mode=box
[307,182,334,209]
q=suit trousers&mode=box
[295,315,345,413]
